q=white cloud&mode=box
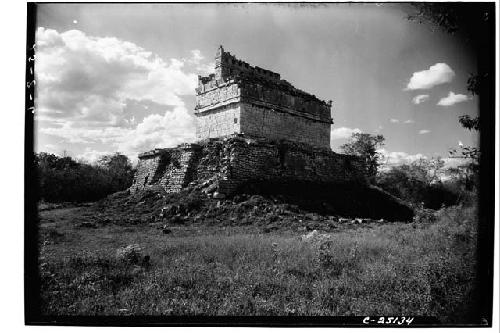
[76,148,112,164]
[412,94,429,104]
[117,106,196,156]
[389,118,399,123]
[196,62,215,75]
[35,27,204,159]
[330,127,361,140]
[36,143,59,154]
[40,124,130,144]
[186,49,214,74]
[419,129,431,134]
[375,125,384,133]
[35,27,199,125]
[437,91,471,106]
[405,63,455,90]
[189,49,204,64]
[378,149,427,166]
[41,106,196,160]
[441,157,474,170]
[403,119,415,124]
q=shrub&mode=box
[377,161,460,209]
[39,205,479,320]
[35,152,134,203]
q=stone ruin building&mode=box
[129,46,414,220]
[130,46,369,197]
[130,45,369,196]
[194,46,333,148]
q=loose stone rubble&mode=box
[115,244,143,264]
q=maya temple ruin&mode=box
[129,45,412,223]
[130,46,368,196]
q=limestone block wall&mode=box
[130,144,202,194]
[217,137,366,194]
[195,81,240,107]
[215,47,281,83]
[129,150,168,193]
[195,104,241,141]
[195,80,331,123]
[239,103,331,148]
[160,147,199,193]
[130,136,366,196]
[239,80,332,122]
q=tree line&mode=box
[35,152,134,203]
[341,131,478,210]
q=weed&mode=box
[38,203,478,322]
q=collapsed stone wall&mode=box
[196,77,332,123]
[130,135,367,196]
[238,79,332,122]
[215,46,281,83]
[216,136,366,194]
[130,144,201,194]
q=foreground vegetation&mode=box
[39,201,478,322]
[36,126,480,321]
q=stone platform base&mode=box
[130,135,368,196]
[129,135,414,221]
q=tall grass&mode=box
[39,205,478,322]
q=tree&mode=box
[97,153,134,191]
[35,152,135,203]
[407,3,493,323]
[408,3,490,190]
[448,126,479,192]
[377,157,458,209]
[341,133,385,182]
[408,2,493,140]
[409,157,445,185]
[459,115,480,132]
[408,3,492,126]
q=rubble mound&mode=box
[93,180,413,231]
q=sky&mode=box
[34,3,479,167]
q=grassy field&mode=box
[37,195,479,322]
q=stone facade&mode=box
[194,46,333,148]
[130,144,201,194]
[130,47,370,199]
[130,136,367,195]
[239,103,331,148]
[195,104,241,140]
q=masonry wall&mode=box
[239,103,331,148]
[195,104,241,141]
[130,136,366,195]
[215,47,281,82]
[130,145,202,194]
[196,81,239,106]
[129,151,166,193]
[195,80,331,123]
[238,80,331,122]
[217,137,366,193]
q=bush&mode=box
[377,161,460,209]
[36,152,134,203]
[39,204,479,320]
